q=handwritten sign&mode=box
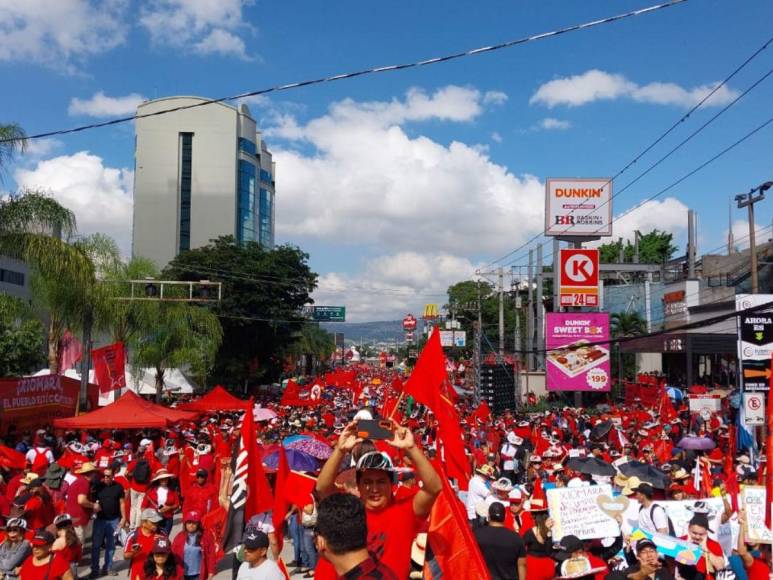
[547,484,619,541]
[741,486,773,544]
[630,528,702,565]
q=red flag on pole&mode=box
[283,471,317,509]
[403,328,448,409]
[91,342,126,393]
[424,469,490,580]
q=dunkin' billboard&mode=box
[545,178,613,237]
[546,313,611,392]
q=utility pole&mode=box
[736,182,771,294]
[498,267,505,360]
[535,244,544,371]
[527,250,535,372]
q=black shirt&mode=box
[605,563,675,580]
[474,524,527,580]
[95,482,125,520]
[342,556,398,579]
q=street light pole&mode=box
[736,181,772,294]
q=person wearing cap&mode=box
[171,511,217,580]
[124,509,164,580]
[182,469,216,519]
[0,518,31,580]
[474,502,527,580]
[20,477,55,532]
[675,513,725,580]
[142,535,182,580]
[236,530,284,580]
[313,493,396,580]
[604,538,674,580]
[633,483,670,536]
[91,467,127,577]
[142,470,180,536]
[507,489,534,536]
[64,462,100,543]
[316,419,441,579]
[51,514,83,579]
[17,529,74,580]
[466,464,495,524]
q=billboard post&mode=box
[546,313,611,393]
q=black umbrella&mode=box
[618,461,668,489]
[590,421,613,441]
[566,456,617,477]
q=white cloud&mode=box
[728,219,770,251]
[491,131,503,143]
[538,118,571,130]
[269,85,545,255]
[530,69,739,108]
[14,152,133,255]
[0,0,128,70]
[68,91,146,117]
[585,197,689,248]
[483,90,508,105]
[140,0,253,59]
[313,252,477,322]
[22,138,63,158]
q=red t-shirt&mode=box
[678,536,724,577]
[126,529,162,580]
[65,476,92,526]
[747,557,771,580]
[18,554,71,580]
[54,541,83,564]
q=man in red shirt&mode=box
[316,420,442,579]
[123,508,163,580]
[677,513,726,580]
[182,469,217,516]
[65,462,100,544]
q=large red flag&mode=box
[424,469,490,580]
[91,342,126,393]
[57,330,82,372]
[280,380,301,405]
[284,471,317,509]
[222,399,273,552]
[272,448,291,553]
[403,328,447,409]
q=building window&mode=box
[179,132,193,253]
[239,137,257,156]
[259,188,273,247]
[238,160,257,243]
[0,268,25,286]
[260,168,272,183]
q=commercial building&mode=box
[0,256,30,301]
[132,96,276,269]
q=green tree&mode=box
[599,230,678,264]
[163,236,317,386]
[610,311,647,385]
[0,123,26,180]
[0,294,45,376]
[282,323,336,374]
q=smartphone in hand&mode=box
[356,419,394,440]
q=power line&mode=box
[482,33,773,270]
[8,1,688,144]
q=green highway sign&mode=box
[312,306,346,322]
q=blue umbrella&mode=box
[264,449,319,472]
[283,434,311,445]
[666,387,684,401]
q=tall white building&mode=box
[132,96,276,268]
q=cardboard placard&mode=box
[741,486,773,544]
[547,484,620,541]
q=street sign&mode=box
[545,178,613,237]
[439,330,467,348]
[559,249,599,307]
[744,392,765,426]
[311,306,346,322]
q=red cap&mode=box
[184,511,202,523]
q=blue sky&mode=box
[3,0,773,321]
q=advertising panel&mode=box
[545,178,613,237]
[0,375,82,435]
[559,248,599,307]
[546,313,610,392]
[737,294,773,392]
[439,330,467,348]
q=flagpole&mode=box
[388,391,406,421]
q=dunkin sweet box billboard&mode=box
[546,313,611,392]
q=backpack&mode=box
[646,504,676,536]
[31,448,50,475]
[133,459,151,484]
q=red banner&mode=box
[0,375,84,435]
[92,342,126,393]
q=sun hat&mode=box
[75,462,98,475]
[492,478,513,493]
[620,476,643,496]
[475,464,496,479]
[151,469,173,483]
[141,508,163,523]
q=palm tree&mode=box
[610,311,647,338]
[283,323,336,373]
[0,123,26,180]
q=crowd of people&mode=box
[0,363,769,580]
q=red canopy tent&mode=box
[177,385,250,412]
[53,390,200,430]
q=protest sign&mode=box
[620,497,726,539]
[0,375,83,435]
[629,528,701,565]
[547,484,619,541]
[741,486,773,543]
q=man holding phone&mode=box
[123,508,163,579]
[316,419,442,579]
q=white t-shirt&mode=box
[638,503,669,534]
[465,475,491,519]
[26,447,54,465]
[500,443,517,471]
[236,559,284,580]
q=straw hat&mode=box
[671,468,689,480]
[475,464,495,479]
[151,469,173,483]
[620,476,645,496]
[75,462,98,475]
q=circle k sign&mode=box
[560,249,599,288]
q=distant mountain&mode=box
[321,320,404,344]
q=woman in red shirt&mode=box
[141,470,180,537]
[142,536,182,580]
[51,514,83,578]
[18,530,74,580]
[22,479,55,531]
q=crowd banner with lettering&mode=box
[0,375,82,434]
[546,313,611,392]
[741,486,773,543]
[547,484,620,540]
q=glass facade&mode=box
[260,168,272,183]
[239,137,257,156]
[179,133,193,253]
[238,160,257,242]
[259,187,273,247]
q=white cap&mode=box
[139,438,152,447]
[353,409,373,421]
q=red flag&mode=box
[272,448,291,553]
[284,471,317,509]
[659,389,677,423]
[472,401,492,423]
[201,506,227,561]
[424,470,490,580]
[222,399,273,552]
[404,328,447,409]
[280,380,301,405]
[57,330,82,372]
[381,393,403,423]
[725,426,739,512]
[435,395,471,490]
[277,558,291,580]
[0,444,26,470]
[91,342,126,393]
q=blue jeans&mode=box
[288,517,302,565]
[159,517,173,537]
[91,517,119,573]
[301,527,317,569]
